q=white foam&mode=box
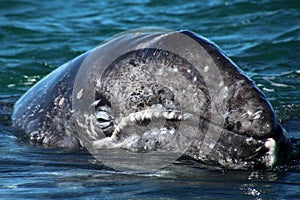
[262,87,275,92]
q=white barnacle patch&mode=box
[58,97,65,106]
[153,110,161,119]
[224,86,228,92]
[252,110,263,120]
[145,110,153,119]
[203,65,209,72]
[162,111,171,119]
[156,67,165,76]
[247,110,253,116]
[130,113,137,122]
[246,137,255,145]
[172,65,178,72]
[182,113,192,120]
[77,88,83,99]
[264,138,277,167]
[220,86,229,99]
[96,79,101,88]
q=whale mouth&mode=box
[89,99,280,170]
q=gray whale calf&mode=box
[12,30,292,170]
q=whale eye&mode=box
[92,92,115,136]
[95,110,113,128]
[94,106,115,137]
[90,91,115,136]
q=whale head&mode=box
[12,30,292,170]
[74,30,292,169]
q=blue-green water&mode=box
[1,0,300,199]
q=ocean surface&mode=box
[1,0,299,199]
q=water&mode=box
[1,0,299,199]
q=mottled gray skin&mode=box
[13,52,88,148]
[12,30,292,169]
